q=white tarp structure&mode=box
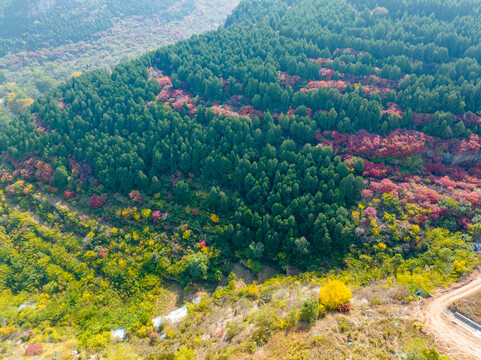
[18,302,35,311]
[152,297,202,329]
[153,306,188,328]
[111,328,126,341]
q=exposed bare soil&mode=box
[421,269,481,360]
[450,289,481,325]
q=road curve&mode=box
[422,269,481,360]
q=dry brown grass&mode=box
[146,280,446,360]
[450,289,481,324]
[0,279,448,359]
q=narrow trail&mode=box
[421,269,481,360]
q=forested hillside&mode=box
[0,0,239,127]
[1,0,481,358]
[0,0,182,55]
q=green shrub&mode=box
[299,298,319,324]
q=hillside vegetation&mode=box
[1,0,481,358]
[0,0,180,55]
[0,0,240,124]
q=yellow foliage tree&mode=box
[247,283,260,298]
[452,260,466,275]
[141,208,152,219]
[352,210,360,225]
[319,280,352,310]
[174,347,195,360]
[7,92,34,114]
[396,272,432,295]
[7,92,16,103]
[122,208,131,219]
[0,326,15,336]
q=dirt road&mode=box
[422,269,481,360]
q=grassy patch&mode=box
[450,290,481,324]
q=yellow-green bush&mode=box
[319,280,352,310]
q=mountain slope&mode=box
[0,0,240,124]
[0,0,180,54]
[1,0,481,358]
[4,0,481,264]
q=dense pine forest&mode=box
[1,0,481,358]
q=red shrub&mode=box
[425,162,446,176]
[152,211,162,223]
[157,76,172,88]
[465,192,480,206]
[88,194,108,208]
[34,161,54,183]
[414,187,441,204]
[336,302,352,313]
[158,89,170,101]
[362,189,374,199]
[6,184,14,196]
[458,217,472,229]
[173,97,190,112]
[363,160,393,178]
[129,190,142,204]
[380,178,397,193]
[25,344,43,356]
[453,134,481,156]
[364,206,378,219]
[99,248,109,258]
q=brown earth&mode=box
[450,289,481,325]
[421,269,481,360]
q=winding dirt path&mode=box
[422,269,481,359]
